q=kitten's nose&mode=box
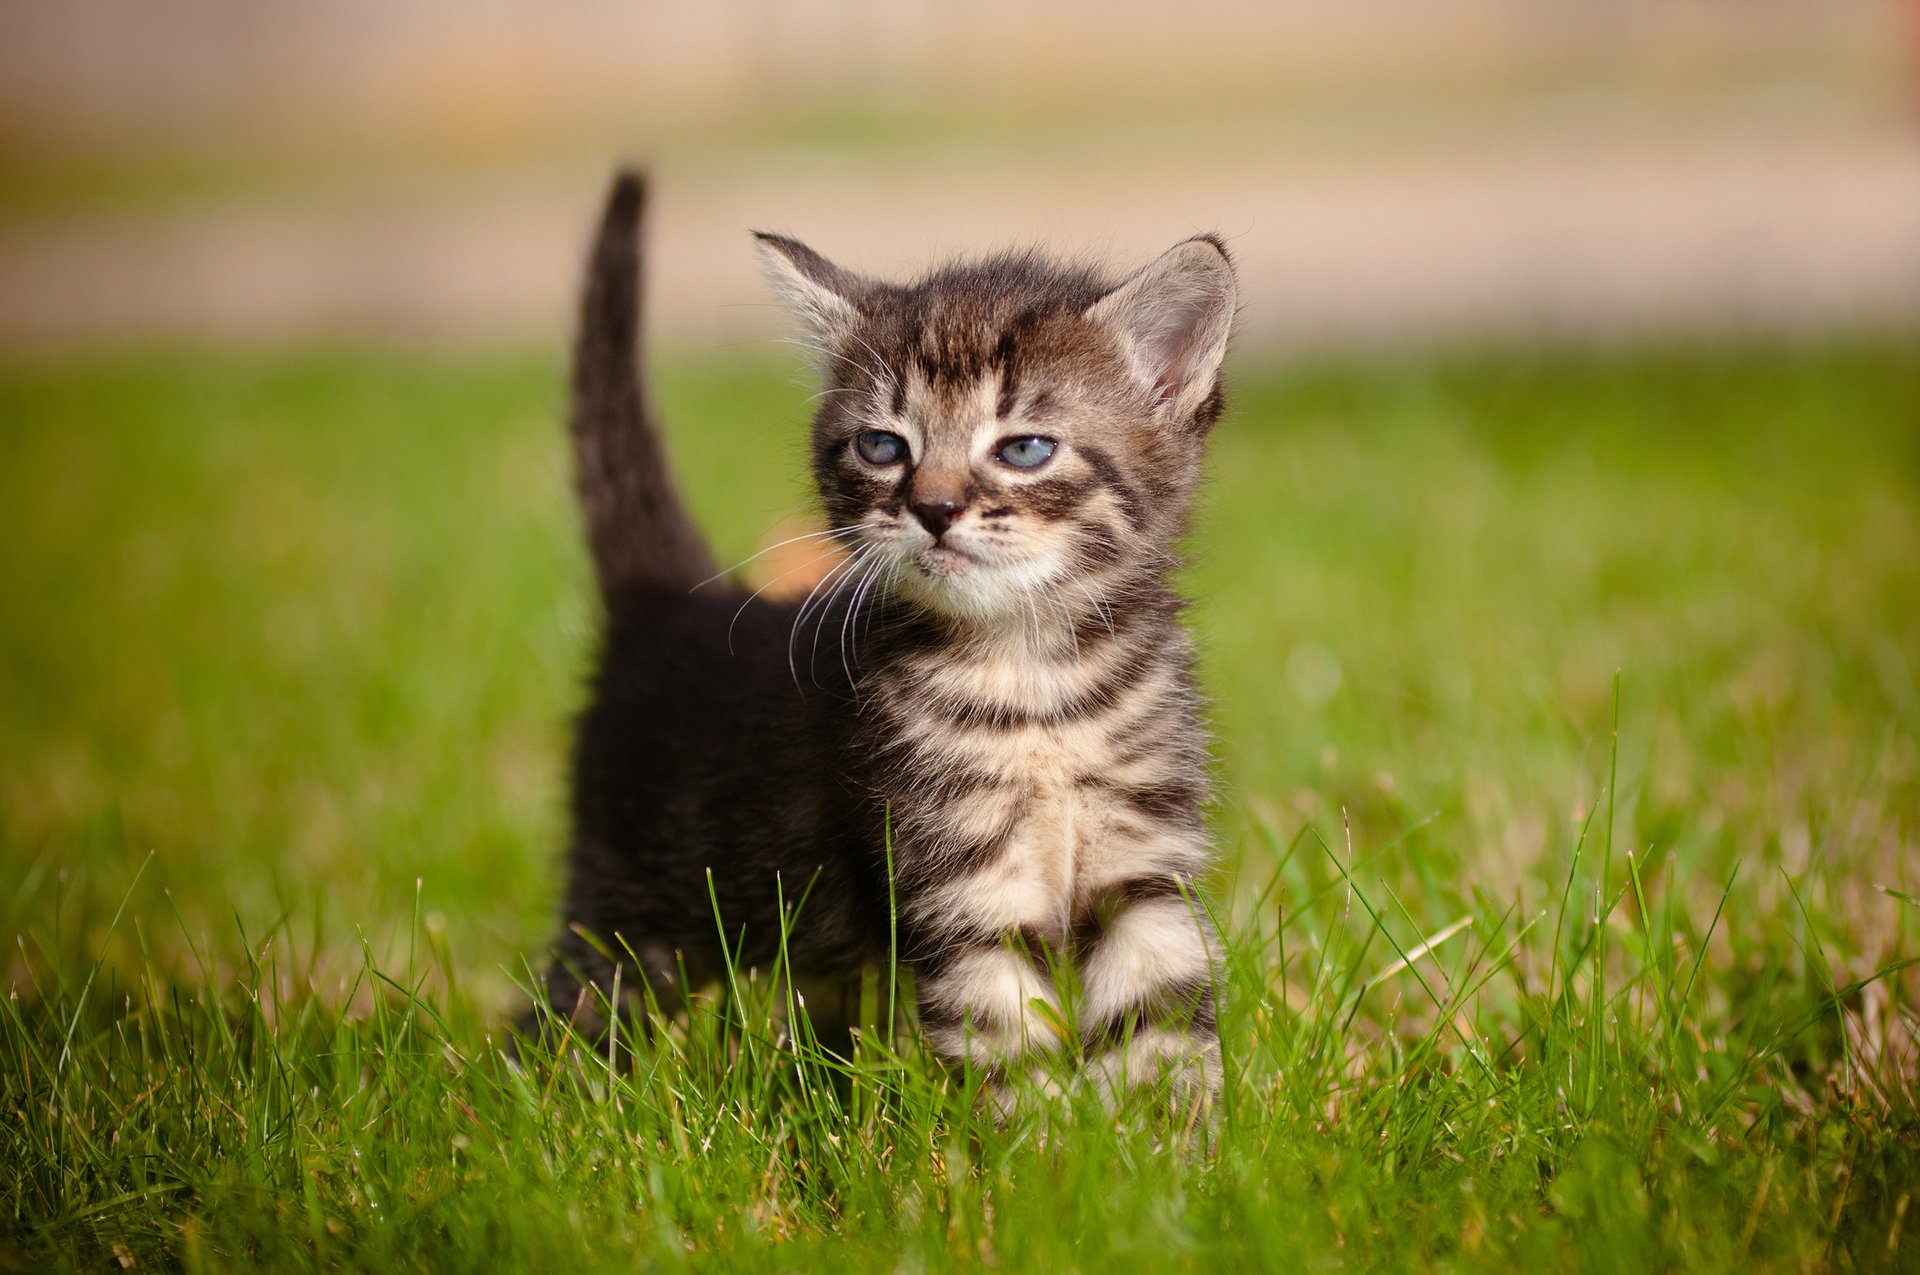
[911,494,964,541]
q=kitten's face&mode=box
[758,237,1236,625]
[813,312,1179,623]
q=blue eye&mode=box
[854,430,908,465]
[997,436,1056,469]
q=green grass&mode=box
[3,339,1918,1270]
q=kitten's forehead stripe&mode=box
[992,308,1042,419]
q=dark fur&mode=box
[531,176,888,1028]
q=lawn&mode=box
[3,338,1918,1270]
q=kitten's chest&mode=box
[875,641,1207,937]
[1002,728,1105,901]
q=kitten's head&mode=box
[757,231,1236,625]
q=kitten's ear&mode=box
[753,232,871,346]
[1086,236,1237,421]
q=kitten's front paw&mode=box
[1088,1026,1221,1117]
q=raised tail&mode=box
[570,170,717,598]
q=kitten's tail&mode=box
[570,170,717,598]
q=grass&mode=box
[2,338,1918,1270]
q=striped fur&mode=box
[529,172,1235,1108]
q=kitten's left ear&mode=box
[753,231,873,347]
[1086,235,1237,422]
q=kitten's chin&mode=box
[890,554,982,619]
[914,545,974,582]
[889,546,1060,626]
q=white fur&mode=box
[912,824,1068,937]
[1081,895,1214,1026]
[1088,1026,1220,1103]
[920,944,1063,1063]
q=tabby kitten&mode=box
[530,171,1236,1104]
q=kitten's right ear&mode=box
[753,232,870,346]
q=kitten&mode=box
[527,171,1236,1105]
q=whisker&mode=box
[791,546,864,636]
[692,524,861,592]
[725,541,861,655]
[785,548,865,680]
[1073,579,1118,644]
[789,544,877,688]
[861,560,901,647]
[812,547,882,687]
[1050,586,1081,660]
[802,384,868,407]
[837,554,887,685]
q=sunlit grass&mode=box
[3,339,1917,1268]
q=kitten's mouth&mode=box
[914,544,975,579]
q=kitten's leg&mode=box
[913,933,1067,1094]
[1077,882,1221,1108]
[789,973,868,1064]
[516,927,686,1053]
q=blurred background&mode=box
[3,0,1918,351]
